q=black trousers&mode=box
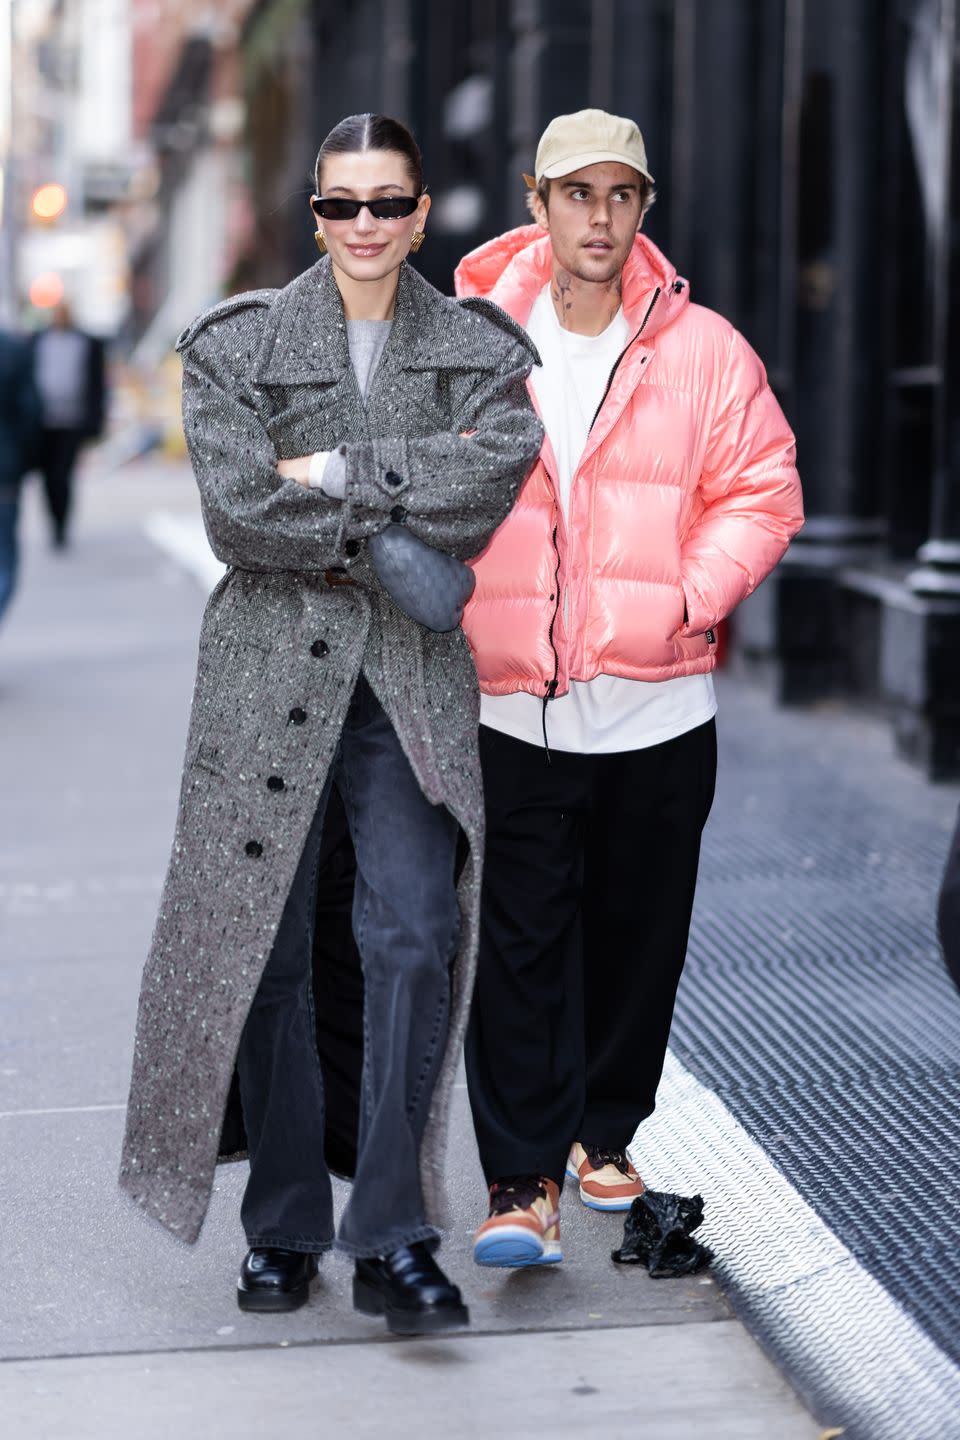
[36,428,83,543]
[465,718,717,1188]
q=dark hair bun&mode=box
[315,114,424,195]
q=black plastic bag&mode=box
[611,1189,712,1277]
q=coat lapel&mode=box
[253,258,351,385]
[253,259,371,444]
[253,256,512,444]
[362,264,447,431]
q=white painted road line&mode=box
[0,1104,127,1120]
[143,510,225,591]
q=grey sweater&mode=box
[312,318,393,498]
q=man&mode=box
[0,326,41,624]
[455,109,803,1266]
[31,300,105,547]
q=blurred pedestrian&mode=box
[0,326,41,624]
[938,807,960,993]
[31,300,105,548]
[119,113,542,1334]
[455,109,804,1267]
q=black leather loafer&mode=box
[237,1247,319,1313]
[353,1241,469,1336]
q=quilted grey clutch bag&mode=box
[368,523,476,632]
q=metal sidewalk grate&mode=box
[659,684,960,1437]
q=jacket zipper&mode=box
[588,285,661,432]
[541,523,562,761]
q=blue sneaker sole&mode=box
[579,1196,635,1212]
[473,1234,562,1268]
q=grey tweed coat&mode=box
[119,257,543,1244]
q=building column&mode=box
[885,0,960,776]
[507,0,592,207]
[908,0,960,598]
[735,0,888,702]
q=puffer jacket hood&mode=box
[454,225,804,697]
[456,224,688,339]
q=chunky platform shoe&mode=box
[353,1241,469,1336]
[236,1247,319,1313]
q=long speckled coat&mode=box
[119,258,543,1244]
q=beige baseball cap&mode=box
[526,108,654,186]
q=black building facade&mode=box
[240,0,960,777]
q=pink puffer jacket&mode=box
[454,227,803,695]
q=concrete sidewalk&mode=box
[1,455,822,1437]
[5,1324,812,1440]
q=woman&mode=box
[119,114,543,1336]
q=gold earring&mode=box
[314,231,327,255]
[409,230,426,253]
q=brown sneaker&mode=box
[472,1175,562,1267]
[566,1143,646,1211]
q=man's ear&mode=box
[525,174,549,231]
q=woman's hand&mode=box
[276,456,313,488]
[279,439,471,491]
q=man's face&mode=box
[533,161,643,284]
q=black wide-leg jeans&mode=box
[237,676,460,1258]
[466,718,717,1189]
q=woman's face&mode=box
[312,149,430,283]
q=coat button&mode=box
[245,840,263,858]
[288,707,307,725]
[390,504,407,524]
[267,775,285,791]
[344,539,360,558]
[310,639,329,657]
[384,469,403,486]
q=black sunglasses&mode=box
[311,195,420,221]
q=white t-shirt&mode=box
[480,284,716,754]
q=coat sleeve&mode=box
[679,328,803,637]
[179,310,355,573]
[339,338,544,562]
[181,309,542,574]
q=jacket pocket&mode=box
[191,636,271,769]
[671,583,688,639]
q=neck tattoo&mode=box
[550,267,623,335]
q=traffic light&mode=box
[29,271,65,308]
[31,183,68,222]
